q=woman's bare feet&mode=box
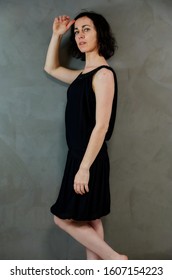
[113,253,128,260]
[118,254,128,260]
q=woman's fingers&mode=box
[55,15,70,23]
[74,168,90,195]
[74,183,89,195]
[84,184,89,193]
[53,15,74,34]
[66,19,75,30]
[74,183,84,195]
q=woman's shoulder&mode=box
[93,65,116,80]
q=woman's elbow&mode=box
[94,123,109,135]
[44,66,51,74]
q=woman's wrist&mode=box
[52,32,63,40]
[79,164,90,171]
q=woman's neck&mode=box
[84,52,108,69]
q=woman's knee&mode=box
[89,219,102,228]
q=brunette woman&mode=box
[44,11,128,260]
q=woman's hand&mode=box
[53,15,75,36]
[74,167,90,195]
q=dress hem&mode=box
[50,209,110,221]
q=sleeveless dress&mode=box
[50,65,118,221]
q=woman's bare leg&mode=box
[54,216,128,260]
[86,219,104,260]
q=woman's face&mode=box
[74,16,98,55]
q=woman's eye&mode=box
[74,28,90,36]
[74,30,79,35]
[83,28,90,32]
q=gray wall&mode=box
[0,0,172,260]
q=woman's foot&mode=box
[113,254,128,260]
[118,254,128,260]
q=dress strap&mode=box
[93,65,113,70]
[91,65,116,75]
[80,65,116,77]
[91,66,117,83]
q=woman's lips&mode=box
[79,42,86,46]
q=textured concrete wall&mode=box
[0,0,172,260]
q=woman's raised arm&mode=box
[44,15,82,84]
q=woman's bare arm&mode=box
[44,16,82,84]
[74,68,115,195]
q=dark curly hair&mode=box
[70,11,118,60]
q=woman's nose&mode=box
[78,31,85,38]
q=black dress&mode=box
[50,65,118,221]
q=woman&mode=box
[44,11,128,260]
